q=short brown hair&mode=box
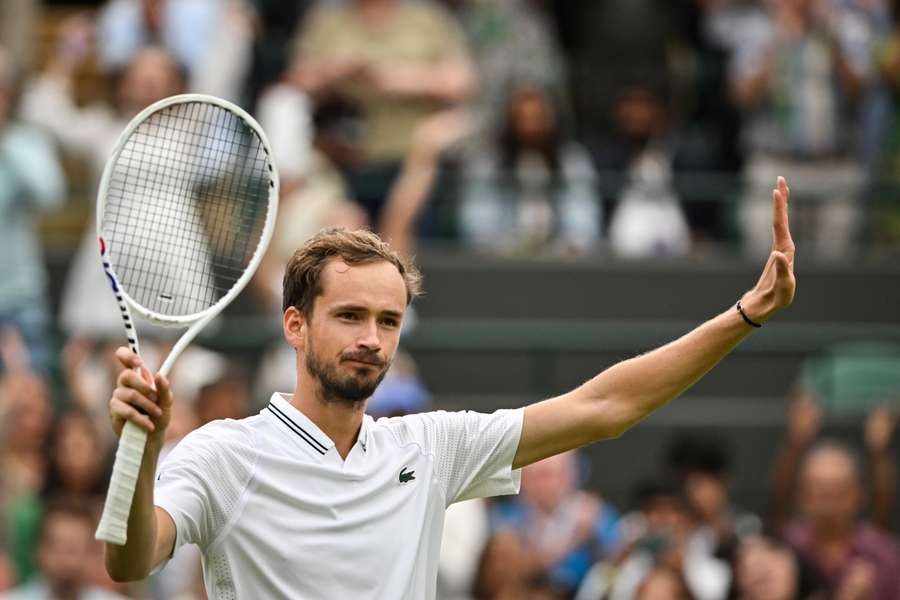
[282,228,423,315]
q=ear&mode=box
[283,306,306,350]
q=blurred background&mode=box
[1,0,899,598]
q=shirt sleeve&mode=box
[154,420,256,553]
[407,409,524,506]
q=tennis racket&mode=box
[94,94,279,545]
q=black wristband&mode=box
[736,301,762,328]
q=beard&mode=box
[305,340,391,405]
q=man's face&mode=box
[799,448,861,529]
[302,259,406,404]
[38,514,92,590]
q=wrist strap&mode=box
[736,301,762,328]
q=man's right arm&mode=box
[104,348,176,581]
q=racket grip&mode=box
[95,421,149,545]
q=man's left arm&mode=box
[514,177,796,469]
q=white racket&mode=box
[94,94,279,545]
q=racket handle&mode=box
[95,421,148,545]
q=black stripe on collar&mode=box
[266,403,329,455]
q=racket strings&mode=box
[102,101,272,318]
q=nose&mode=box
[357,317,381,351]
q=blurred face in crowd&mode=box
[5,375,51,453]
[735,536,799,600]
[509,87,555,148]
[635,567,692,600]
[614,87,666,145]
[643,493,691,535]
[683,471,727,524]
[196,379,250,425]
[799,446,861,532]
[38,512,93,592]
[301,259,404,404]
[522,452,576,514]
[53,414,104,494]
[115,47,184,118]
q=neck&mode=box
[291,378,366,460]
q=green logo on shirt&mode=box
[399,467,416,483]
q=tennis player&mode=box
[104,177,795,597]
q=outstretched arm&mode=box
[514,178,796,469]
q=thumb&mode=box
[773,251,790,278]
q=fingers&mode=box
[771,176,794,258]
[112,386,162,418]
[110,397,156,433]
[117,368,157,400]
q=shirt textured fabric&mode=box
[155,393,523,599]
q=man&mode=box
[0,499,127,600]
[781,443,900,599]
[104,178,796,597]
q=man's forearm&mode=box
[582,300,759,437]
[104,438,163,581]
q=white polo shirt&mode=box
[154,393,524,599]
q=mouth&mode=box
[344,359,382,368]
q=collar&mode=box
[265,393,371,457]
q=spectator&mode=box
[731,0,872,259]
[769,393,897,533]
[665,433,761,563]
[491,452,620,596]
[588,479,731,600]
[0,498,127,600]
[460,82,600,256]
[288,0,476,223]
[593,84,691,258]
[41,411,110,503]
[769,396,900,599]
[0,371,51,585]
[22,40,186,341]
[0,47,67,375]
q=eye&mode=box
[380,317,399,328]
[338,312,359,321]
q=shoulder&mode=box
[164,418,258,467]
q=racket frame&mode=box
[95,93,279,546]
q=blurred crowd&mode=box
[1,0,900,599]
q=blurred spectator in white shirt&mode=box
[0,47,66,374]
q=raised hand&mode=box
[742,177,796,323]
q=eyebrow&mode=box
[331,304,403,319]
